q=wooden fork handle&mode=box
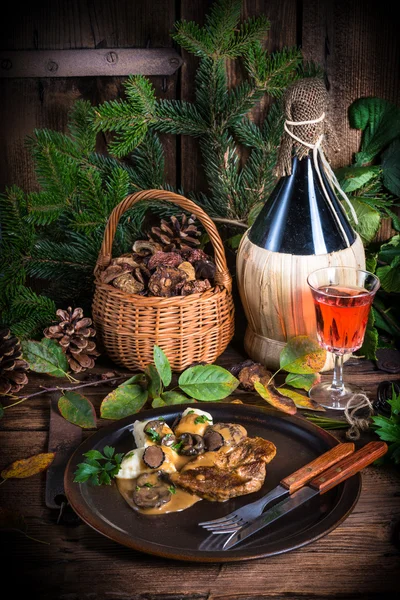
[309,441,388,494]
[280,442,355,494]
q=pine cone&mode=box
[0,329,29,395]
[44,308,100,373]
[148,214,201,252]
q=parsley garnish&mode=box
[168,485,177,494]
[194,415,212,424]
[146,428,161,443]
[187,410,195,414]
[144,482,154,488]
[73,446,124,486]
[172,440,184,453]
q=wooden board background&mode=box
[0,0,399,198]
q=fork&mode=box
[198,442,355,534]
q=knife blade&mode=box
[200,442,355,532]
[222,441,388,550]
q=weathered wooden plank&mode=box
[0,0,177,193]
[0,49,183,78]
[301,0,400,170]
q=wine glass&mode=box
[307,266,380,410]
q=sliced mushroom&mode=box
[142,445,165,469]
[178,433,205,456]
[160,433,177,447]
[210,423,247,446]
[133,483,171,508]
[203,429,224,452]
[136,472,161,487]
[143,419,174,442]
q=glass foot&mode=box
[309,381,363,410]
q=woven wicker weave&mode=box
[92,190,234,371]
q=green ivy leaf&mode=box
[161,391,191,405]
[153,345,172,387]
[178,365,239,400]
[382,139,400,196]
[336,166,380,193]
[254,381,297,415]
[278,387,325,411]
[22,338,69,377]
[145,363,162,399]
[284,372,320,391]
[377,256,400,292]
[100,385,148,419]
[58,391,97,429]
[343,198,381,243]
[378,234,400,264]
[280,336,326,374]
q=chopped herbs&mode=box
[172,440,184,453]
[135,485,140,491]
[194,415,212,424]
[73,446,124,486]
[143,482,154,488]
[168,485,177,494]
[146,428,162,443]
[187,410,195,414]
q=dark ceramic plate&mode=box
[64,403,361,562]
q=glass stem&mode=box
[331,353,344,392]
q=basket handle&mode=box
[94,189,232,292]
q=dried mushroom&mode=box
[194,259,216,281]
[148,266,187,297]
[148,251,183,270]
[180,279,211,296]
[238,363,272,391]
[113,273,145,294]
[178,261,196,281]
[132,240,162,256]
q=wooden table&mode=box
[1,347,399,600]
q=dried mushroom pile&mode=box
[100,214,216,297]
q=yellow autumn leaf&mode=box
[254,382,297,415]
[278,388,326,412]
[1,452,55,479]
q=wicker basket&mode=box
[92,190,235,371]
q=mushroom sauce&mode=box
[115,409,253,515]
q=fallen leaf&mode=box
[58,391,97,429]
[22,338,69,377]
[285,372,321,391]
[254,382,297,415]
[1,452,55,479]
[280,336,326,374]
[100,384,148,419]
[278,388,325,411]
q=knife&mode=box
[222,441,388,550]
[200,442,356,532]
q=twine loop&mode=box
[344,393,374,440]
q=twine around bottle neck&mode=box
[284,113,358,248]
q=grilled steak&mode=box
[170,436,276,501]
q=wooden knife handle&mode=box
[280,442,355,494]
[309,441,388,494]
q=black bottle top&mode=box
[248,154,356,255]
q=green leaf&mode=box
[284,372,321,391]
[366,253,378,273]
[388,388,400,415]
[247,202,263,225]
[103,446,115,459]
[178,365,239,400]
[58,391,97,429]
[145,363,162,399]
[100,384,148,420]
[359,310,378,360]
[153,345,172,387]
[22,338,69,377]
[377,256,400,293]
[382,139,400,196]
[278,387,325,412]
[151,397,166,408]
[336,166,380,193]
[344,198,381,243]
[83,449,104,461]
[280,336,326,374]
[378,234,400,264]
[254,381,297,415]
[225,233,244,250]
[121,373,147,386]
[161,391,191,405]
[349,97,400,165]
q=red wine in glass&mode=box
[313,285,373,354]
